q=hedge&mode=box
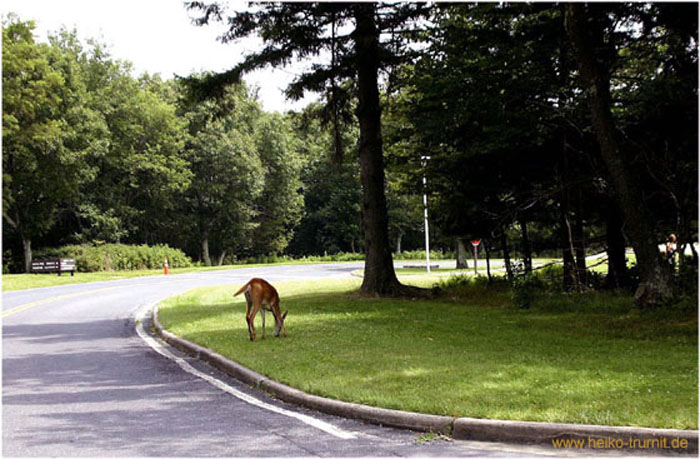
[34,243,193,272]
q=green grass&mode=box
[157,277,697,430]
[2,269,165,291]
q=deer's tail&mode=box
[233,281,251,297]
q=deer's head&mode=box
[274,310,288,337]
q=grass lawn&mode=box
[157,277,697,430]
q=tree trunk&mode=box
[456,238,469,269]
[395,232,403,255]
[573,189,587,286]
[520,219,532,274]
[606,200,629,288]
[565,4,673,307]
[217,250,227,266]
[22,235,32,274]
[558,131,578,291]
[353,4,412,296]
[202,233,211,266]
[484,239,492,282]
[560,210,577,292]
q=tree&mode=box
[2,17,101,271]
[178,82,264,265]
[565,4,674,307]
[185,2,429,295]
[612,3,698,267]
[286,104,362,256]
[252,113,304,256]
[78,60,190,245]
[394,4,563,275]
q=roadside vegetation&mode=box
[2,250,453,292]
[157,277,698,430]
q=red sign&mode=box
[471,239,481,247]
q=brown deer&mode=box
[233,278,288,341]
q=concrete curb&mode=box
[151,305,697,454]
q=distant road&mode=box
[4,263,558,457]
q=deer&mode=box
[233,278,288,341]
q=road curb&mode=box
[151,305,697,453]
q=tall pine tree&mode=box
[185,2,428,295]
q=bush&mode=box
[396,249,455,260]
[34,243,193,272]
[511,272,540,308]
[225,250,455,265]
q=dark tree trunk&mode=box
[565,4,673,307]
[22,235,32,274]
[353,4,412,296]
[559,149,577,291]
[606,200,629,288]
[520,218,532,274]
[560,210,577,292]
[573,189,587,286]
[456,238,469,269]
[484,239,492,282]
[202,232,211,266]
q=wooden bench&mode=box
[31,258,76,276]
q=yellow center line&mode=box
[2,285,125,319]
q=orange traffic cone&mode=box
[164,257,169,275]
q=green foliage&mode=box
[510,272,540,309]
[252,113,304,255]
[2,16,102,269]
[78,59,190,243]
[34,243,192,272]
[234,251,366,265]
[286,105,363,255]
[177,79,265,264]
[396,249,455,260]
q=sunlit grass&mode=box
[157,277,697,429]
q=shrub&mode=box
[34,243,193,272]
[396,249,455,260]
[511,272,540,308]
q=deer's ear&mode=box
[282,310,288,320]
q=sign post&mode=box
[471,239,481,275]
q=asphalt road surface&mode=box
[4,263,575,457]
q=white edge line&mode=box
[134,303,357,440]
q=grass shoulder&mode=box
[157,276,697,430]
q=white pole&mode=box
[422,156,431,273]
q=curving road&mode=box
[4,263,560,457]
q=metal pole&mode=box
[422,156,431,273]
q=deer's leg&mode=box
[244,292,255,341]
[260,308,266,340]
[247,299,263,342]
